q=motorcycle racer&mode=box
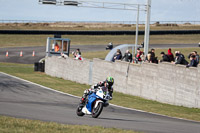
[81,76,114,104]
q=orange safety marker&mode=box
[32,50,35,57]
[20,51,23,57]
[6,51,8,57]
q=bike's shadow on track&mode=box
[93,117,158,124]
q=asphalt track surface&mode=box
[0,72,200,133]
[0,44,199,64]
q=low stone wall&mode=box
[45,56,200,108]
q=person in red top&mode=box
[135,48,143,63]
[55,43,60,52]
[167,48,174,62]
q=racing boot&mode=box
[80,93,87,104]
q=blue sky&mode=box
[0,0,199,22]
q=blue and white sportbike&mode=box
[76,87,111,118]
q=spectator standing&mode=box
[121,50,132,62]
[146,51,152,63]
[76,48,81,55]
[160,52,170,62]
[150,49,158,64]
[187,52,194,60]
[112,49,122,62]
[188,51,199,65]
[135,48,143,63]
[174,51,179,63]
[72,51,83,60]
[140,52,145,62]
[186,54,198,67]
[175,53,188,65]
[55,43,60,52]
[167,48,174,62]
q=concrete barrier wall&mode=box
[45,57,200,108]
[45,56,92,85]
[92,59,200,108]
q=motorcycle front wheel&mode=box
[92,101,103,118]
[76,105,85,116]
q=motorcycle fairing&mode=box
[86,93,97,112]
[82,106,91,114]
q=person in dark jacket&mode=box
[121,50,132,62]
[150,49,158,64]
[175,53,188,65]
[106,42,113,50]
[160,52,170,62]
[76,48,81,55]
[188,51,199,65]
[112,49,122,62]
[186,54,198,67]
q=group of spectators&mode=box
[52,41,83,60]
[60,48,83,60]
[59,45,199,68]
[159,49,199,67]
[112,48,199,68]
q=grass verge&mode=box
[1,34,200,48]
[82,50,110,60]
[0,62,200,122]
[0,115,137,133]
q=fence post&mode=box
[88,61,93,85]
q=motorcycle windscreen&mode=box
[86,93,97,112]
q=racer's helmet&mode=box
[106,76,114,86]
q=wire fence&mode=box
[0,20,200,25]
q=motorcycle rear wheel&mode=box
[92,102,103,118]
[76,105,85,116]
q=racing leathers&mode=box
[81,80,113,103]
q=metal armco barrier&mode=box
[0,30,200,35]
